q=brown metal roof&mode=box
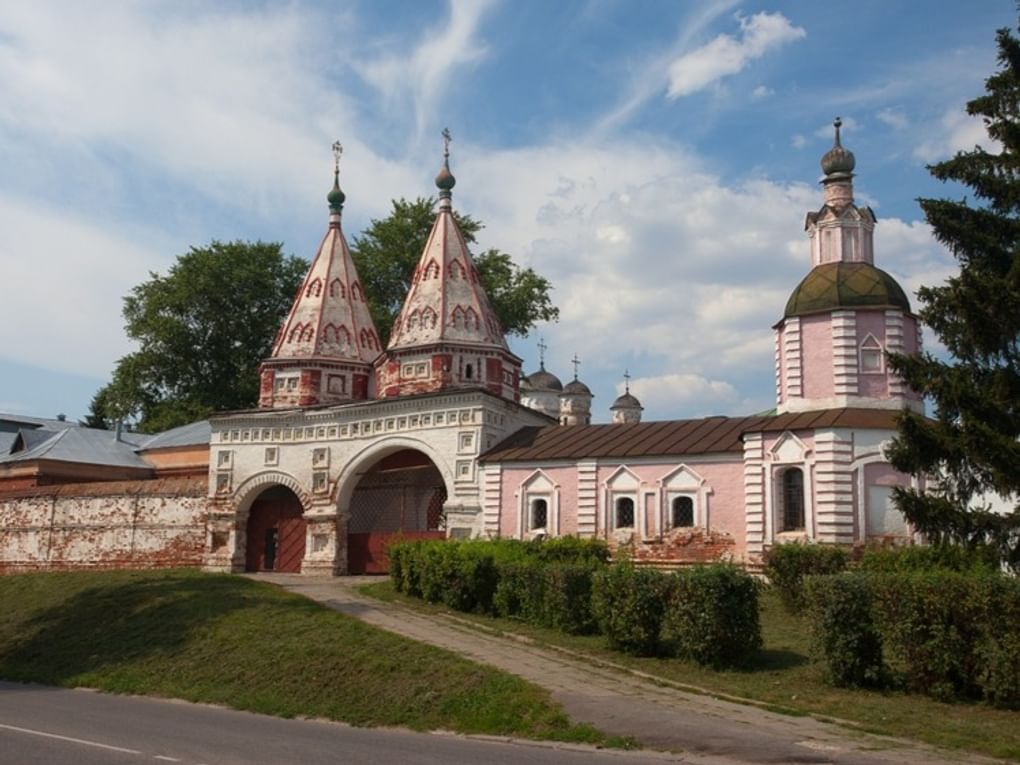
[479,407,901,463]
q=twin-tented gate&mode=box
[347,450,446,574]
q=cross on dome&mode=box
[537,337,548,369]
[435,127,456,197]
[623,368,631,394]
[328,140,346,213]
[571,353,581,381]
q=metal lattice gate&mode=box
[347,458,446,574]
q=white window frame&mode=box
[859,333,884,374]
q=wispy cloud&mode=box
[666,11,805,99]
[914,106,998,162]
[592,0,739,134]
[354,0,494,147]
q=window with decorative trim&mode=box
[860,334,884,373]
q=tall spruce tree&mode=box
[886,22,1020,571]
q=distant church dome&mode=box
[562,378,592,396]
[611,391,642,409]
[526,366,563,392]
[784,262,910,318]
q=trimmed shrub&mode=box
[542,563,599,635]
[858,543,1000,574]
[528,536,610,565]
[976,576,1020,708]
[592,564,668,655]
[870,570,989,701]
[493,560,546,622]
[764,543,849,612]
[661,565,762,668]
[805,573,885,687]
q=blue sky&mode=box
[0,1,1011,425]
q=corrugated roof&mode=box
[138,420,211,451]
[0,427,151,469]
[480,408,901,462]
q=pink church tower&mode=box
[259,143,383,408]
[375,129,522,400]
[774,119,923,414]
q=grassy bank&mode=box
[362,580,1020,761]
[0,570,610,744]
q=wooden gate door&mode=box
[245,486,306,572]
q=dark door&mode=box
[264,529,278,570]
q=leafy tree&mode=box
[886,22,1020,571]
[351,197,559,347]
[93,241,308,433]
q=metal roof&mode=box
[137,420,211,451]
[0,427,151,469]
[480,407,900,462]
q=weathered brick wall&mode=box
[0,478,208,573]
[613,528,738,569]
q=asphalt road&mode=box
[0,681,694,765]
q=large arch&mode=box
[233,472,312,573]
[338,440,451,574]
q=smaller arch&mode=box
[449,259,466,280]
[351,281,364,301]
[422,307,438,329]
[464,307,480,331]
[232,470,313,517]
[306,278,323,298]
[450,306,465,328]
[423,259,441,280]
[329,278,346,298]
[288,323,305,343]
[301,325,315,342]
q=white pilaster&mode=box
[812,430,855,545]
[576,459,598,536]
[832,311,858,397]
[743,433,766,554]
[885,309,906,398]
[783,318,802,401]
[482,463,502,536]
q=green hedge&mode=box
[764,543,849,612]
[858,543,1000,574]
[806,570,1020,707]
[391,540,761,667]
[592,564,668,655]
[662,565,762,668]
[805,574,885,687]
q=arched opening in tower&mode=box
[347,449,447,574]
[245,485,306,573]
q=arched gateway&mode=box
[346,448,447,574]
[245,485,306,572]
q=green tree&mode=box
[351,197,558,347]
[93,241,308,433]
[886,22,1020,571]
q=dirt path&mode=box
[252,574,991,765]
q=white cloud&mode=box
[914,107,999,162]
[666,12,805,99]
[0,193,165,377]
[752,85,774,99]
[876,107,909,130]
[791,134,806,149]
[624,373,740,417]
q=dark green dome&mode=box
[327,171,345,212]
[784,262,910,318]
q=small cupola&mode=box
[610,370,643,424]
[559,354,593,426]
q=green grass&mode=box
[0,569,612,745]
[361,580,1020,762]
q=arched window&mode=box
[672,496,694,527]
[860,335,884,373]
[306,278,323,298]
[465,363,473,380]
[329,278,345,298]
[423,259,440,280]
[350,282,363,301]
[781,468,805,531]
[615,497,635,529]
[531,498,548,530]
[465,307,480,331]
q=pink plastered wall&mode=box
[800,315,834,400]
[498,466,580,537]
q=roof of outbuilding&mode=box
[138,420,211,451]
[479,407,900,462]
[0,427,150,469]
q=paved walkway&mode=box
[252,574,991,765]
